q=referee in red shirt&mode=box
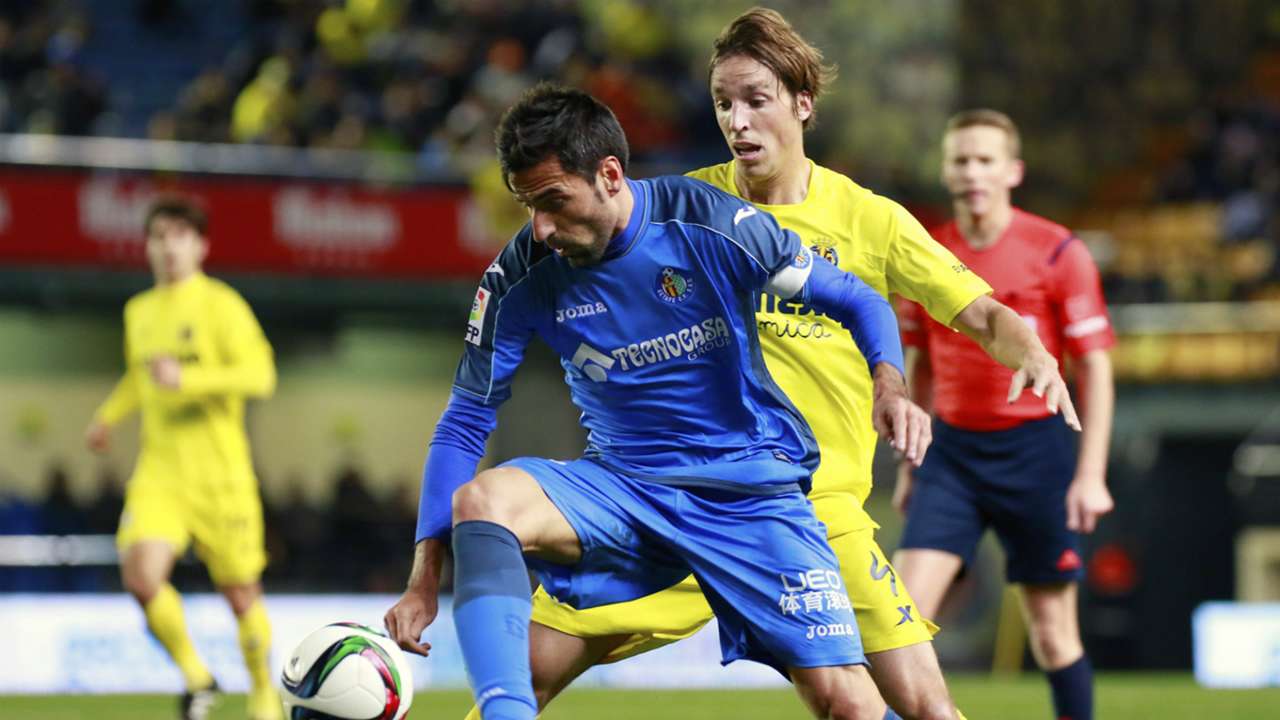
[893,110,1116,720]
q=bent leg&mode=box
[1022,582,1092,720]
[462,573,717,718]
[122,541,213,692]
[790,664,887,720]
[451,466,583,720]
[219,582,279,719]
[867,643,957,720]
[827,531,957,720]
[529,624,630,708]
[121,539,176,604]
[461,624,631,719]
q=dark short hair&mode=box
[144,196,208,237]
[495,83,629,191]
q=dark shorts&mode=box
[899,415,1083,584]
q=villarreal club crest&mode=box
[811,242,839,266]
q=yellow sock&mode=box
[143,583,213,691]
[237,598,275,695]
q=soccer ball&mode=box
[280,622,414,720]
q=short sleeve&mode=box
[1051,237,1115,356]
[884,202,991,327]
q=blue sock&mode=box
[452,521,537,720]
[884,707,903,719]
[1046,655,1093,720]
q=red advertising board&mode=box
[0,170,498,279]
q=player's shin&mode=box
[143,583,214,691]
[452,521,538,720]
[1046,655,1093,720]
[237,597,281,717]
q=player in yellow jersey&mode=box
[451,9,1078,720]
[85,197,282,720]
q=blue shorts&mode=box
[899,415,1083,584]
[504,457,866,672]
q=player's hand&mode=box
[148,355,182,390]
[384,588,438,657]
[871,363,932,466]
[1066,476,1114,533]
[892,463,915,515]
[1007,349,1081,431]
[85,420,111,453]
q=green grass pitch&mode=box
[8,674,1278,719]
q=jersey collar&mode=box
[601,178,649,262]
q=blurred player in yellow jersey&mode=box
[85,197,281,720]
[456,8,1083,720]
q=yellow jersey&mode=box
[687,161,991,535]
[95,272,275,493]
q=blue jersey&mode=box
[417,176,901,541]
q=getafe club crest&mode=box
[655,267,694,303]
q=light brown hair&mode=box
[945,109,1022,158]
[710,7,836,129]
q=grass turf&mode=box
[8,673,1278,719]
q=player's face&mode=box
[509,156,619,268]
[941,125,1024,217]
[710,54,811,181]
[145,215,207,284]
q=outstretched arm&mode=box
[386,391,498,656]
[950,295,1081,430]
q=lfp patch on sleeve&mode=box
[465,286,490,345]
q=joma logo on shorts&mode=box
[781,569,843,592]
[806,623,856,640]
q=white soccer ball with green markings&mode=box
[280,622,414,720]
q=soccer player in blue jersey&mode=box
[383,83,932,720]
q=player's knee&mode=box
[220,583,259,616]
[798,673,884,720]
[121,567,160,604]
[1026,622,1081,669]
[451,469,520,525]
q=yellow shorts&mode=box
[530,526,937,662]
[117,472,267,587]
